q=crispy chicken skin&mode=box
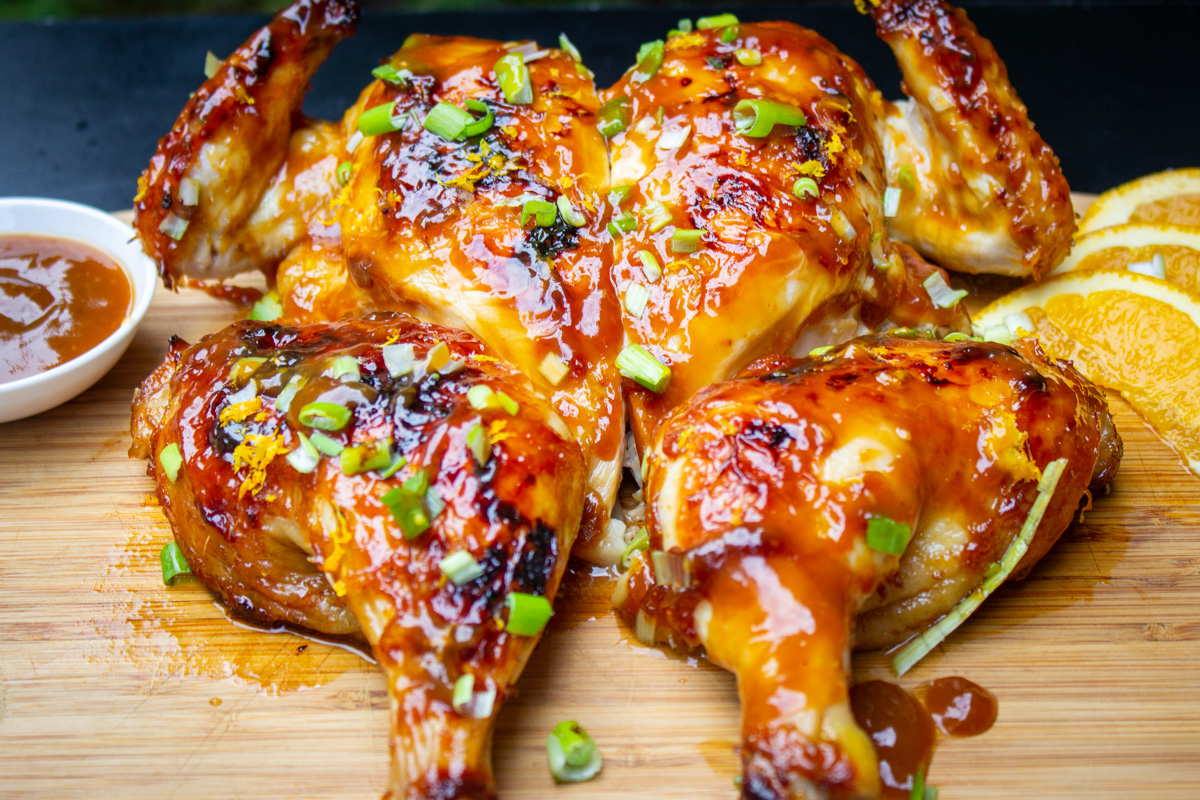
[614,334,1120,799]
[868,0,1075,277]
[131,314,585,800]
[133,0,358,287]
[602,21,968,459]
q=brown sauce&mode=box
[0,234,132,384]
[850,677,998,798]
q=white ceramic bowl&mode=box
[0,197,157,424]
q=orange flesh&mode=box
[1076,244,1200,298]
[1129,194,1200,227]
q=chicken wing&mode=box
[600,21,970,465]
[131,313,585,800]
[868,0,1075,277]
[614,333,1120,799]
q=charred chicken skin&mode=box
[614,334,1120,799]
[131,313,584,800]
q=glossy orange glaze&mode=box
[615,334,1120,799]
[0,235,132,383]
[919,675,998,738]
[849,681,936,800]
[130,313,584,800]
[600,23,967,454]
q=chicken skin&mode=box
[614,334,1121,799]
[131,313,585,800]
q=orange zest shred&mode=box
[471,354,502,364]
[219,396,264,424]
[826,132,845,160]
[665,32,705,51]
[323,507,355,574]
[488,419,515,446]
[791,160,827,179]
[134,174,149,203]
[231,432,289,499]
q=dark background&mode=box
[1,1,1197,209]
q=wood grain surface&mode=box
[2,204,1199,799]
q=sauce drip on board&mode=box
[850,677,998,798]
[0,235,132,384]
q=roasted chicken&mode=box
[131,314,584,800]
[614,334,1121,799]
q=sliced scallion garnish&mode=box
[158,212,189,241]
[381,474,433,540]
[379,452,407,479]
[495,390,519,415]
[670,228,704,253]
[382,342,416,377]
[597,96,631,138]
[158,443,183,483]
[372,64,412,86]
[898,164,916,190]
[866,516,912,556]
[204,51,221,79]
[720,25,739,43]
[883,186,902,218]
[641,201,671,233]
[677,18,693,33]
[696,12,739,30]
[656,124,691,151]
[439,550,486,585]
[326,354,361,382]
[558,32,582,62]
[620,526,650,569]
[467,385,495,410]
[504,592,553,636]
[636,250,662,282]
[423,102,474,141]
[452,673,475,713]
[632,39,665,83]
[521,198,558,227]
[922,271,968,309]
[892,458,1069,676]
[539,352,570,386]
[650,550,690,587]
[286,431,321,474]
[607,213,637,237]
[556,195,585,227]
[733,99,807,138]
[340,438,393,476]
[467,422,490,466]
[160,541,192,585]
[616,344,671,392]
[358,102,407,137]
[547,721,603,783]
[336,160,353,187]
[735,48,761,66]
[298,401,352,431]
[460,99,495,138]
[274,377,302,413]
[495,53,533,105]
[624,283,651,318]
[608,184,632,207]
[179,177,200,206]
[308,431,344,457]
[793,177,819,200]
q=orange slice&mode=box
[976,269,1200,476]
[1051,223,1200,298]
[1079,168,1200,233]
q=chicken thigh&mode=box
[131,313,585,800]
[614,334,1121,799]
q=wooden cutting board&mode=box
[2,204,1199,800]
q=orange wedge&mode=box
[1051,223,1200,298]
[976,269,1200,477]
[1079,168,1200,233]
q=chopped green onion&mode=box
[620,526,650,569]
[720,25,739,43]
[597,97,631,137]
[656,124,691,151]
[286,431,320,474]
[179,177,200,206]
[521,198,558,227]
[425,341,451,374]
[539,352,570,386]
[608,184,633,207]
[733,98,807,138]
[558,32,582,62]
[923,272,968,309]
[336,160,353,186]
[308,432,344,456]
[345,130,364,154]
[358,102,407,136]
[624,283,651,318]
[403,469,430,497]
[634,608,657,645]
[379,452,407,479]
[735,48,762,66]
[452,673,475,714]
[632,39,664,84]
[204,51,221,79]
[793,177,820,200]
[670,228,704,253]
[467,384,495,410]
[893,458,1069,675]
[422,102,473,141]
[547,721,603,783]
[677,18,693,33]
[340,438,393,476]
[654,105,664,126]
[943,332,973,342]
[274,377,302,413]
[866,516,912,556]
[298,401,352,431]
[440,550,485,585]
[809,345,835,357]
[607,212,637,237]
[425,487,446,520]
[650,550,689,587]
[159,212,189,241]
[697,13,739,30]
[556,195,585,227]
[642,201,672,233]
[467,422,491,465]
[981,324,1011,345]
[495,391,519,415]
[382,478,432,540]
[382,342,417,377]
[636,250,662,282]
[158,443,183,483]
[910,770,925,800]
[616,344,671,392]
[372,64,412,86]
[504,592,553,636]
[883,186,901,218]
[160,541,192,585]
[326,354,361,382]
[495,53,533,105]
[460,99,494,138]
[453,674,496,718]
[898,165,916,190]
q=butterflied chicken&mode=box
[131,313,585,800]
[614,334,1121,799]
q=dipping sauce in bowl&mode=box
[1,235,133,384]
